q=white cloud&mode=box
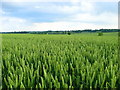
[34,5,81,14]
[22,21,117,31]
[1,1,118,32]
[0,9,5,15]
[1,11,117,32]
[70,0,119,2]
[3,0,119,2]
[1,18,117,32]
[80,2,94,12]
[64,12,117,24]
[2,17,26,23]
[34,2,94,14]
[2,1,94,15]
[0,16,31,32]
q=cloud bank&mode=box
[1,1,118,32]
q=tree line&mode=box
[1,29,120,34]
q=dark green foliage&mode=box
[1,29,119,34]
[98,32,103,36]
[68,31,71,35]
[118,32,120,36]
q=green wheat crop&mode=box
[1,32,120,89]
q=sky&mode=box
[0,0,119,32]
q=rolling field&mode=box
[1,32,120,88]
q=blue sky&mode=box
[0,0,118,32]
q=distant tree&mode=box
[64,31,67,34]
[68,31,71,35]
[118,32,120,36]
[98,32,103,36]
